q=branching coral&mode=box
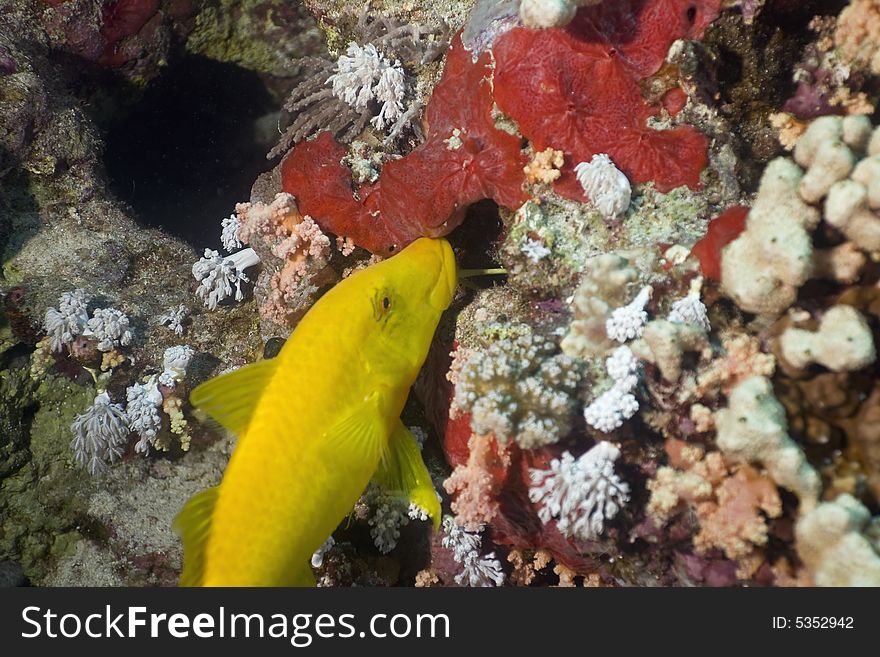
[606,286,652,343]
[715,376,820,509]
[126,378,163,455]
[795,494,880,586]
[647,440,781,578]
[70,391,130,475]
[630,320,710,383]
[157,304,187,337]
[443,432,511,530]
[269,14,447,156]
[220,214,242,253]
[779,305,876,372]
[159,345,194,387]
[85,307,132,352]
[667,291,710,331]
[583,346,640,432]
[529,442,629,541]
[452,333,581,448]
[574,153,632,218]
[44,289,90,352]
[327,43,406,132]
[694,333,775,399]
[834,0,880,77]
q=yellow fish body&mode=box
[174,237,457,586]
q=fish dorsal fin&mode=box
[190,358,279,434]
[173,486,219,587]
[373,422,441,529]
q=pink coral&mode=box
[443,432,511,531]
[235,192,332,324]
[492,0,718,199]
[647,439,782,579]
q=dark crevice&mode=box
[102,55,278,248]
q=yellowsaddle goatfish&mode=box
[174,237,456,586]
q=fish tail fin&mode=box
[190,358,279,435]
[173,486,220,587]
[374,422,441,529]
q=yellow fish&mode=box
[174,237,457,586]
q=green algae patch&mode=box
[0,373,97,582]
[187,0,321,79]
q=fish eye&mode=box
[382,296,391,310]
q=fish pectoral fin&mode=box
[373,421,441,529]
[173,486,220,587]
[190,358,279,434]
[321,393,388,473]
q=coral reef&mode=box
[4,0,880,590]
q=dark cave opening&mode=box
[449,199,505,272]
[102,55,278,249]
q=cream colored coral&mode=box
[812,242,866,284]
[519,0,601,28]
[780,305,876,372]
[629,320,710,382]
[561,253,640,359]
[795,494,880,586]
[721,116,878,314]
[695,334,776,398]
[825,179,880,253]
[715,376,820,510]
[721,159,815,315]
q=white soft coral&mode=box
[327,42,407,131]
[529,442,630,541]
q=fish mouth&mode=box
[428,239,457,311]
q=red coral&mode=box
[492,0,718,197]
[281,35,528,256]
[691,205,749,280]
[99,0,162,67]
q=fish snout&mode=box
[428,239,457,311]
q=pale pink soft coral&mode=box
[443,433,511,531]
[694,333,775,398]
[647,438,782,579]
[835,0,880,76]
[235,192,333,324]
